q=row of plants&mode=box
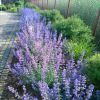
[0,1,41,13]
[8,8,94,100]
[0,0,24,12]
[29,4,100,92]
[7,3,100,100]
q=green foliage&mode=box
[55,15,94,60]
[6,4,12,10]
[63,40,93,60]
[7,7,18,13]
[5,3,18,13]
[0,4,6,11]
[53,15,93,43]
[15,0,24,7]
[4,0,24,13]
[21,64,54,87]
[86,53,100,90]
[40,9,64,23]
[35,64,54,87]
[25,2,40,12]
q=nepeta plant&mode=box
[8,8,94,100]
[9,8,63,86]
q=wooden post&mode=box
[34,0,36,5]
[36,0,37,5]
[42,0,43,9]
[47,0,48,9]
[93,9,100,36]
[66,0,71,17]
[54,0,56,9]
[24,0,26,8]
[38,0,39,6]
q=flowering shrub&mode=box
[8,8,94,100]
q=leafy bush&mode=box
[53,15,93,42]
[86,53,100,90]
[5,4,12,10]
[15,0,24,7]
[63,40,93,60]
[25,2,40,12]
[0,4,6,11]
[5,3,18,13]
[7,7,18,13]
[5,0,24,13]
[40,9,64,23]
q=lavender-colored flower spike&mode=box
[38,81,50,100]
[86,84,94,99]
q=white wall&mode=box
[0,0,2,5]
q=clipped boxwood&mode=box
[53,15,93,43]
[40,9,64,23]
[86,53,100,90]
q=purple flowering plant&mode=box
[8,8,94,100]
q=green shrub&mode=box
[7,7,18,13]
[0,4,6,11]
[25,2,40,12]
[63,40,93,60]
[5,1,24,13]
[15,0,24,7]
[5,4,11,10]
[40,9,64,23]
[86,53,100,90]
[53,15,93,43]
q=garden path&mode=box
[0,11,18,100]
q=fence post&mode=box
[66,0,71,17]
[24,0,26,8]
[54,0,56,9]
[42,0,43,9]
[93,9,100,36]
[47,0,48,9]
[38,0,39,6]
[34,0,37,5]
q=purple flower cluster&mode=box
[8,8,94,100]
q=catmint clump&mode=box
[8,8,94,100]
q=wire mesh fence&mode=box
[32,0,100,35]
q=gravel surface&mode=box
[0,11,18,100]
